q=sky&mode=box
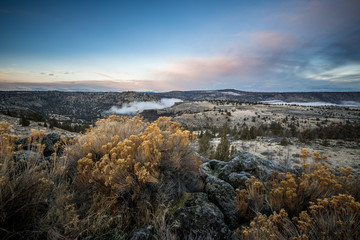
[0,0,359,92]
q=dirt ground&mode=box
[168,101,360,169]
[208,137,360,170]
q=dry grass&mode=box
[0,123,68,239]
[234,150,360,239]
[64,115,202,237]
[238,194,360,240]
[2,116,359,239]
[0,116,203,239]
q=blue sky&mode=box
[0,0,359,92]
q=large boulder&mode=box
[170,192,232,239]
[42,132,62,156]
[15,132,63,157]
[201,151,292,189]
[205,176,239,230]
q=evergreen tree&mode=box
[249,126,257,139]
[230,145,237,157]
[280,137,288,146]
[19,115,30,127]
[240,125,249,140]
[213,134,230,161]
[198,130,212,157]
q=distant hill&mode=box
[0,91,158,121]
[154,89,360,103]
[0,90,359,121]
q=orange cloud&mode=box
[152,56,272,89]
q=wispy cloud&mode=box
[0,0,359,92]
[152,56,273,89]
[93,72,117,80]
[249,31,298,53]
[282,0,360,35]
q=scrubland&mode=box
[234,150,360,239]
[168,101,360,170]
[0,116,203,239]
[1,112,359,239]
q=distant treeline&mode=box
[47,118,91,133]
[197,120,360,143]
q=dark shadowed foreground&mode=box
[0,116,359,239]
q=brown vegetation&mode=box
[0,116,202,239]
[234,150,360,239]
[1,114,359,239]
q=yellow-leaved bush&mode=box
[234,150,360,240]
[1,116,203,239]
[71,116,201,200]
[62,115,203,236]
[61,115,203,236]
[0,123,70,240]
[239,194,360,240]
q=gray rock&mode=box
[205,176,238,230]
[13,150,43,162]
[170,192,232,239]
[42,132,61,156]
[232,152,289,180]
[201,151,293,189]
[130,225,154,240]
[227,172,252,189]
[15,132,63,157]
[183,192,224,218]
[201,160,227,178]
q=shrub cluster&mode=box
[0,123,67,239]
[0,116,202,239]
[234,150,360,239]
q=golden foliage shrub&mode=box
[244,176,265,214]
[239,194,360,240]
[0,123,70,239]
[1,116,203,239]
[65,115,202,234]
[266,161,358,216]
[71,116,201,197]
[234,150,360,240]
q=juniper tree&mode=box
[198,130,213,157]
[213,130,230,161]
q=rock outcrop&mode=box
[169,192,232,239]
[15,132,65,157]
[205,176,238,229]
[164,151,292,239]
[201,151,293,189]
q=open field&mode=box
[1,99,359,239]
[156,101,360,169]
[2,100,359,169]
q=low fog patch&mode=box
[107,98,183,115]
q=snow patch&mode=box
[221,91,242,96]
